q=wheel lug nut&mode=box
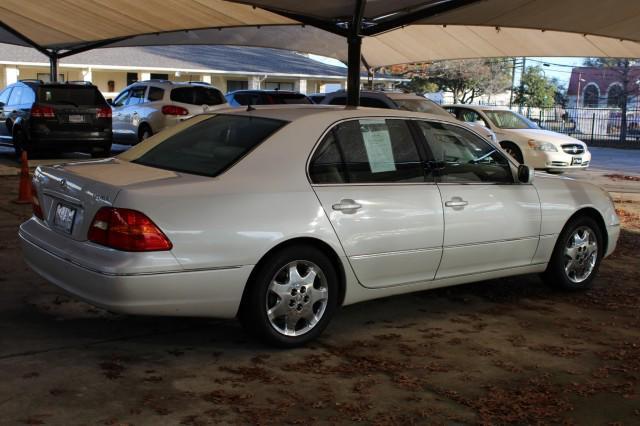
[304,296,310,303]
[289,300,295,307]
[291,289,297,296]
[297,304,303,311]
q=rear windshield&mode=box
[393,99,450,117]
[132,115,287,177]
[37,86,105,106]
[170,87,225,106]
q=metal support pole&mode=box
[509,57,516,108]
[49,51,59,82]
[346,0,365,106]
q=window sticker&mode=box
[359,119,396,173]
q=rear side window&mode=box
[170,87,225,106]
[147,87,165,101]
[37,86,105,106]
[309,119,425,184]
[20,88,35,105]
[133,115,287,177]
[268,93,311,104]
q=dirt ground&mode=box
[1,173,639,425]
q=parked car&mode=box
[445,105,591,173]
[20,105,619,347]
[322,90,497,142]
[226,90,312,106]
[308,93,326,104]
[110,80,227,145]
[0,80,112,157]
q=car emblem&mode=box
[572,146,578,153]
[59,179,67,189]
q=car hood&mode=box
[503,128,586,146]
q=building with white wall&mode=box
[0,44,402,98]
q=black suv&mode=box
[0,80,112,157]
[225,90,312,107]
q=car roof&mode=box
[211,104,461,124]
[445,104,510,111]
[228,90,306,95]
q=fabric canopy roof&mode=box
[1,0,640,66]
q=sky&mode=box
[308,54,586,88]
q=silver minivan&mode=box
[110,80,228,144]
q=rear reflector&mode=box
[88,207,172,252]
[31,105,55,118]
[97,107,112,118]
[31,182,44,220]
[161,105,189,116]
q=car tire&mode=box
[500,142,524,164]
[239,245,339,347]
[138,125,152,143]
[542,216,603,290]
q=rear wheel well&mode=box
[566,207,608,254]
[239,237,347,315]
[138,123,152,141]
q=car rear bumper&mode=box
[30,130,112,144]
[19,222,252,319]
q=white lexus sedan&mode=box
[445,105,592,173]
[20,105,619,347]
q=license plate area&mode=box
[54,203,77,234]
[571,156,582,165]
[68,114,84,123]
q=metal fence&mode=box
[515,106,640,147]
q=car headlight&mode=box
[527,140,558,152]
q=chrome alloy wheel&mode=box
[265,260,328,336]
[564,226,598,283]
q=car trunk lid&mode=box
[33,159,178,241]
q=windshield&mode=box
[483,110,538,129]
[132,115,287,177]
[37,86,105,106]
[393,99,450,117]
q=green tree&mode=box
[397,76,439,95]
[422,59,511,103]
[513,66,557,107]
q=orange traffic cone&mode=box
[13,151,32,204]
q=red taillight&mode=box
[31,105,55,118]
[97,107,112,118]
[32,182,44,219]
[161,105,189,116]
[88,207,172,252]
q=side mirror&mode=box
[517,164,534,184]
[106,98,113,105]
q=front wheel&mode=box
[240,245,338,347]
[542,216,603,290]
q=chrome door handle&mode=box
[332,199,361,213]
[445,197,468,208]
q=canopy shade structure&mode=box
[2,0,640,104]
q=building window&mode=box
[127,72,138,86]
[150,73,169,81]
[607,83,624,108]
[264,82,294,91]
[227,80,249,92]
[582,84,600,107]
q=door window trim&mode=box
[307,116,436,187]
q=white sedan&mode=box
[20,105,619,347]
[445,105,591,173]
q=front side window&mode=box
[309,119,425,184]
[113,90,130,107]
[126,86,147,105]
[8,87,23,106]
[417,121,513,184]
[0,88,12,105]
[131,114,287,177]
